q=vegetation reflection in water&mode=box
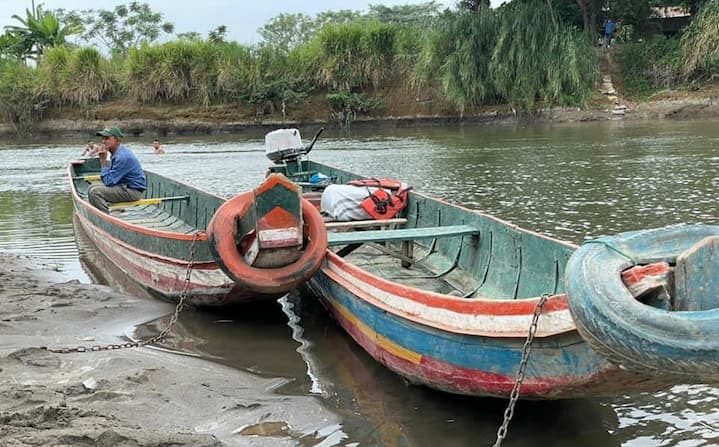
[0,120,718,446]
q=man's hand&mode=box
[97,144,109,166]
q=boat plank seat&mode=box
[325,218,407,231]
[327,224,479,246]
[109,195,190,209]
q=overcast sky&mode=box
[2,0,504,44]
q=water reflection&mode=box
[2,119,719,446]
[136,291,621,447]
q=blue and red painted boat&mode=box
[265,128,717,399]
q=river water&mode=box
[1,120,718,446]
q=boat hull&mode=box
[73,205,280,306]
[306,254,664,400]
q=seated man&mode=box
[88,127,147,213]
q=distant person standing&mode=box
[88,127,146,214]
[152,139,166,155]
[604,19,616,49]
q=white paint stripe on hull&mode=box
[325,259,576,337]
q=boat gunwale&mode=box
[323,252,576,337]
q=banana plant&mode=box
[4,5,81,59]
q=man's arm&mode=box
[100,151,132,186]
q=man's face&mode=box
[103,136,120,151]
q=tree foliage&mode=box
[367,2,442,25]
[418,1,597,112]
[258,13,316,52]
[57,2,174,55]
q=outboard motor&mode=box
[265,128,324,164]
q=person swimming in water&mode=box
[152,139,166,155]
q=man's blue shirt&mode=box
[605,20,616,35]
[100,145,147,191]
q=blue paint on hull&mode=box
[311,269,610,381]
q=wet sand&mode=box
[0,253,338,446]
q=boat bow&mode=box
[565,224,719,382]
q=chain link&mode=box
[43,231,204,354]
[493,293,549,447]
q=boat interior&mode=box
[270,160,577,300]
[72,156,576,300]
[71,159,223,235]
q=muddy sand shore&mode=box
[0,253,338,446]
[2,95,719,140]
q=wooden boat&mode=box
[565,225,719,382]
[68,157,327,306]
[264,129,715,399]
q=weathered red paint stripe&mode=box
[326,252,569,316]
[328,299,583,399]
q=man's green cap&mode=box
[96,127,124,138]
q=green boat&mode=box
[68,157,327,306]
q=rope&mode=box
[583,239,637,264]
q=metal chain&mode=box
[43,231,204,354]
[492,293,549,447]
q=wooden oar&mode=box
[72,174,101,182]
[109,195,190,209]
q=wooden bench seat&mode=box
[325,218,407,231]
[327,224,479,246]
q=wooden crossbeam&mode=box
[327,225,479,246]
[109,195,190,209]
[325,218,407,230]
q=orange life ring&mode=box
[207,193,328,295]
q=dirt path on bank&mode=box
[0,253,338,446]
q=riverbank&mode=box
[5,87,719,140]
[0,253,338,446]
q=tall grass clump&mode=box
[0,61,44,134]
[314,20,399,91]
[415,9,500,111]
[681,0,719,77]
[215,43,255,102]
[491,0,597,112]
[620,36,682,98]
[126,40,221,105]
[39,46,116,111]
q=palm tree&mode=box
[4,5,81,59]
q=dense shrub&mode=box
[620,36,683,97]
[417,2,597,113]
[314,20,400,91]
